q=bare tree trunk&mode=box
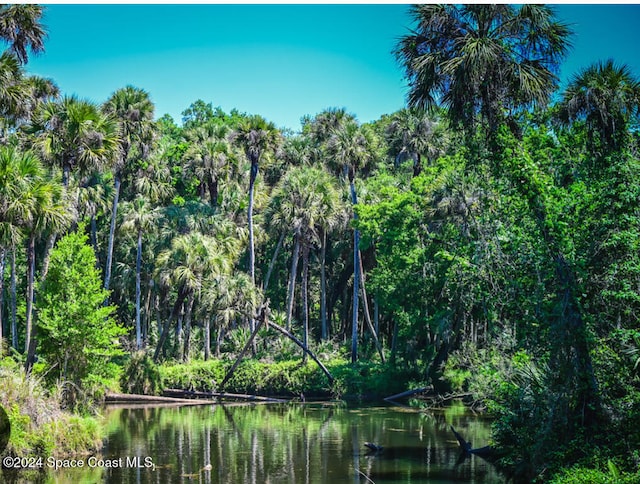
[10,248,17,349]
[182,293,195,362]
[204,316,211,361]
[135,228,143,349]
[302,242,310,361]
[263,231,285,291]
[0,248,5,353]
[286,236,300,330]
[320,231,329,340]
[104,175,121,295]
[153,287,188,362]
[358,252,385,362]
[24,235,36,360]
[350,180,360,363]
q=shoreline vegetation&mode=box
[1,4,640,482]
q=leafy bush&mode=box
[120,352,163,395]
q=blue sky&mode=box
[23,4,640,132]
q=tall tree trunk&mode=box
[104,175,121,295]
[10,247,17,349]
[135,228,142,349]
[182,293,195,362]
[204,316,211,361]
[320,231,329,340]
[90,215,99,266]
[358,252,385,362]
[0,248,5,354]
[247,163,257,348]
[24,234,36,370]
[153,287,188,362]
[302,242,310,360]
[286,236,301,330]
[350,180,360,363]
[263,231,285,291]
[208,178,218,210]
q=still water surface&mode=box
[14,402,504,483]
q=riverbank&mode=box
[157,357,417,401]
[0,359,102,461]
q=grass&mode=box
[0,358,102,459]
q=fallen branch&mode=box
[383,386,431,402]
[266,320,334,384]
[163,389,289,403]
[105,392,215,405]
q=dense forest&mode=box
[2,4,640,483]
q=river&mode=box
[7,401,504,483]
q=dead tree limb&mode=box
[219,302,270,390]
[359,251,385,363]
[267,320,334,385]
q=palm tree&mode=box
[385,108,447,176]
[183,121,237,209]
[395,4,571,134]
[233,115,281,285]
[121,195,160,349]
[326,119,379,362]
[0,4,46,64]
[153,232,233,361]
[19,164,69,370]
[29,95,119,188]
[233,115,280,346]
[102,86,155,294]
[557,59,640,150]
[0,145,38,351]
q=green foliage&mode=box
[0,360,102,459]
[158,357,411,401]
[36,227,126,394]
[120,351,163,395]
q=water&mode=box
[6,402,504,483]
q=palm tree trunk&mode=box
[182,293,195,362]
[248,166,257,285]
[10,247,17,349]
[320,231,329,340]
[248,164,257,346]
[350,180,360,363]
[104,175,121,294]
[204,316,211,361]
[24,234,36,370]
[0,248,5,353]
[263,231,285,291]
[302,242,310,360]
[286,236,300,330]
[358,252,385,362]
[208,178,218,210]
[153,286,188,362]
[135,228,142,349]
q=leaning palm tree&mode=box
[121,195,160,349]
[395,4,571,134]
[557,59,640,150]
[0,4,46,64]
[102,86,155,294]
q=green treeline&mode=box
[1,4,640,482]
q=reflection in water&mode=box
[6,402,504,483]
